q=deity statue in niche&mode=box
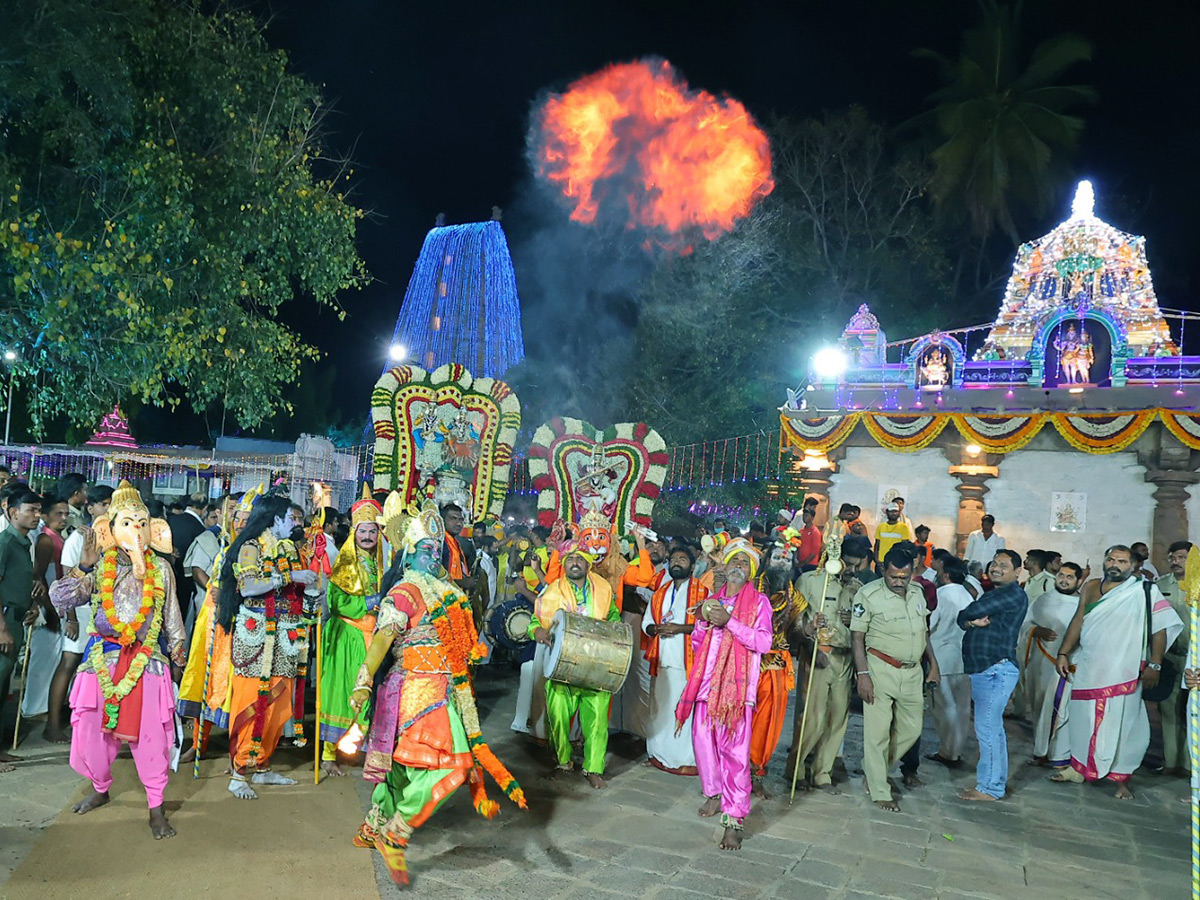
[1055,323,1094,385]
[918,347,950,388]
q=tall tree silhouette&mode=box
[917,2,1097,246]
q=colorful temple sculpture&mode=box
[781,181,1200,570]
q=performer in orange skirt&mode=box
[748,542,806,797]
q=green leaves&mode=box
[0,0,367,437]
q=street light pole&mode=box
[4,376,11,446]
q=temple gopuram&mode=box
[780,182,1200,568]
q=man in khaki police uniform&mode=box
[792,537,867,793]
[850,546,940,811]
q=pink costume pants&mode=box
[69,667,175,809]
[692,700,753,819]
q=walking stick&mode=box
[12,625,34,751]
[1182,546,1200,900]
[790,536,843,803]
[314,616,322,785]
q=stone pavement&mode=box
[2,668,1193,899]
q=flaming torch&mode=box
[531,59,774,252]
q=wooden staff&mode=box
[12,625,34,750]
[789,567,833,803]
[314,616,322,785]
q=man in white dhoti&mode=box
[926,558,973,768]
[641,545,705,774]
[1021,561,1083,768]
[1054,545,1182,798]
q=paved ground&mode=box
[2,667,1194,899]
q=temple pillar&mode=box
[1138,429,1200,572]
[1144,470,1199,571]
[944,445,1001,558]
[797,447,845,528]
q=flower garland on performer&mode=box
[406,569,527,813]
[88,548,165,730]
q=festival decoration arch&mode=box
[370,364,520,521]
[905,332,966,390]
[527,418,668,533]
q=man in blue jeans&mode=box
[956,548,1028,802]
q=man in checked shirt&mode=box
[956,548,1028,802]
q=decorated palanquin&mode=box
[370,363,521,521]
[527,417,669,534]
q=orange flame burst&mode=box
[533,59,774,248]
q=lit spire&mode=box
[1069,180,1095,220]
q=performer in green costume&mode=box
[318,491,382,775]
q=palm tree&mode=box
[917,1,1097,245]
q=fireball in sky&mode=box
[530,59,774,249]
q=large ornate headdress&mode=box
[575,508,613,561]
[108,479,148,521]
[330,484,384,594]
[381,496,446,557]
[237,483,265,515]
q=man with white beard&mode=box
[1022,562,1084,769]
[1053,546,1182,798]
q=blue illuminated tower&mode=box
[387,214,525,377]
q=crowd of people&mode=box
[0,467,1195,880]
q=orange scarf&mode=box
[645,578,706,677]
[444,534,465,580]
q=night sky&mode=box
[156,0,1200,443]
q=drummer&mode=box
[530,538,622,789]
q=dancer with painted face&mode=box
[214,491,320,799]
[676,539,773,851]
[49,481,185,839]
[349,501,525,886]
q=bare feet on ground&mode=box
[719,827,743,851]
[584,771,607,789]
[751,779,772,800]
[321,760,346,777]
[698,796,721,817]
[43,726,71,744]
[874,799,901,812]
[902,773,924,789]
[72,791,111,814]
[958,787,998,802]
[1114,782,1134,800]
[814,782,841,795]
[148,805,176,839]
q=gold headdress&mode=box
[401,499,445,555]
[350,483,382,530]
[108,480,147,520]
[237,483,265,515]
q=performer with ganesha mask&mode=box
[50,481,186,839]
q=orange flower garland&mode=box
[406,570,527,812]
[97,549,161,647]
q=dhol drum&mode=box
[487,598,534,651]
[542,609,634,694]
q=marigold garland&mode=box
[97,549,161,647]
[406,570,528,811]
[88,552,165,728]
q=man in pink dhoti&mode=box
[1053,545,1182,799]
[50,481,186,838]
[675,538,772,851]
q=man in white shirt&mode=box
[964,515,1005,567]
[1130,542,1158,580]
[926,558,974,768]
[182,502,222,641]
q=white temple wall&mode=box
[829,447,959,548]
[986,449,1154,566]
[829,444,1155,566]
